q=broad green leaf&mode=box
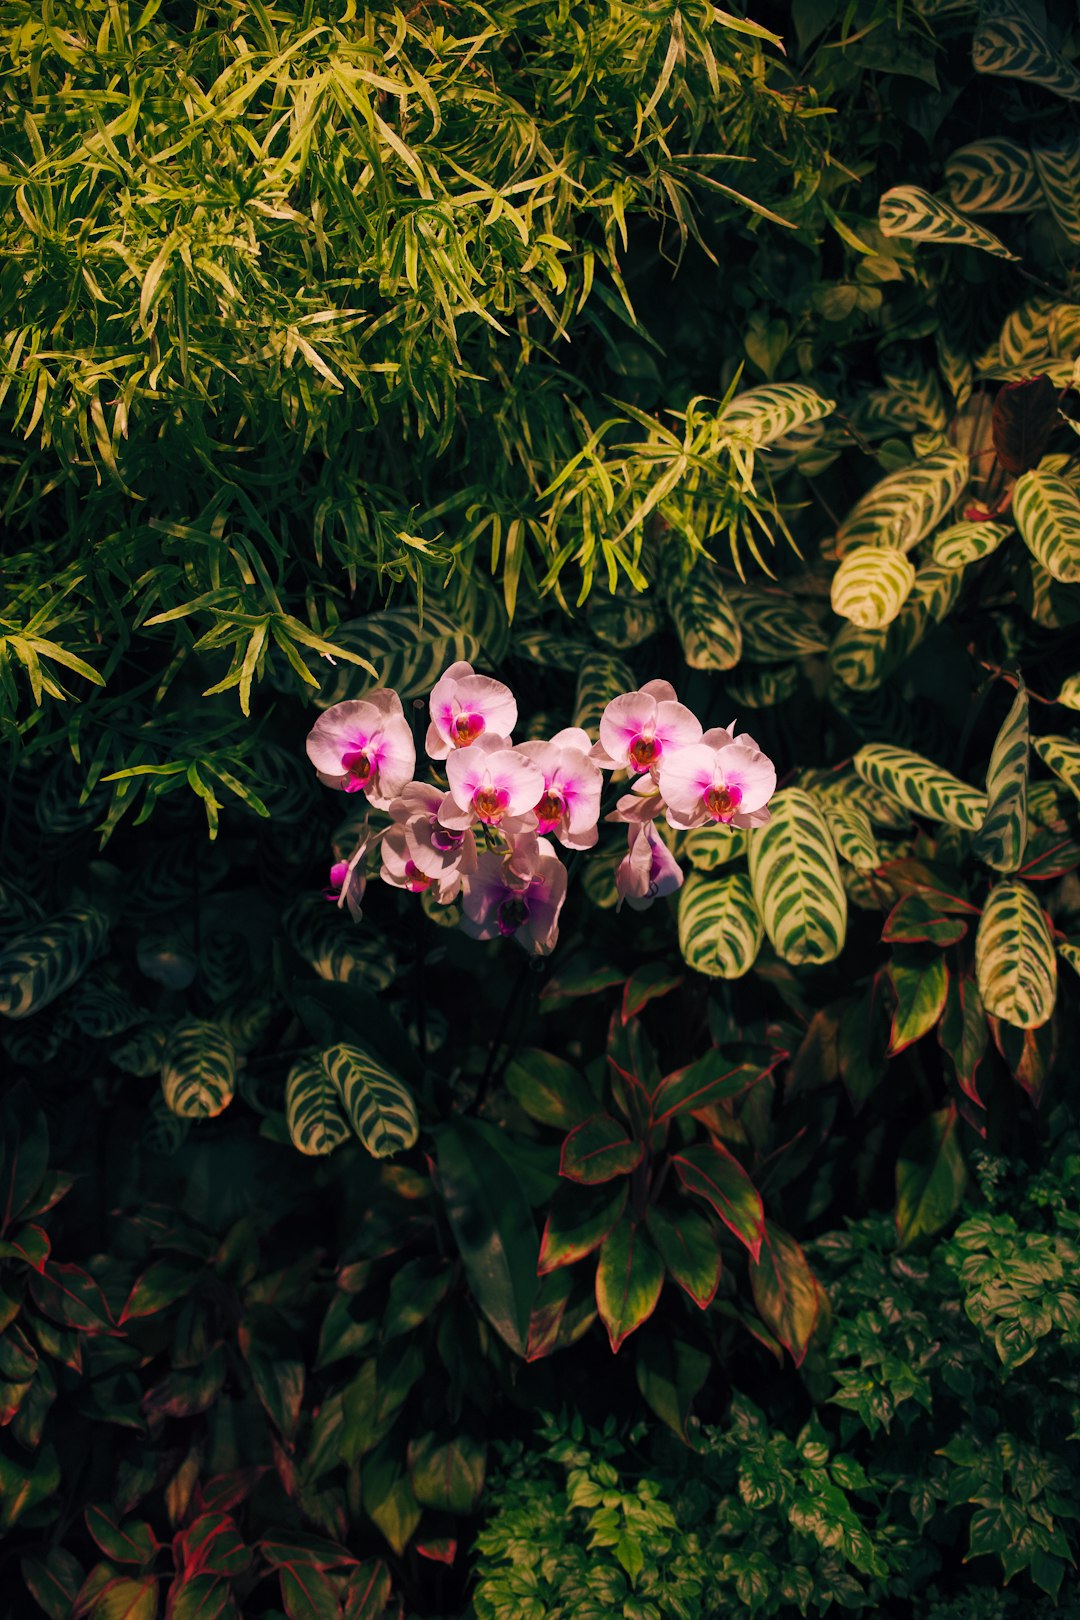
[677,870,764,979]
[321,1043,418,1158]
[1032,733,1080,802]
[0,1443,60,1531]
[161,1019,236,1120]
[830,545,915,628]
[1014,470,1080,583]
[720,381,835,447]
[85,1506,157,1567]
[436,1119,538,1358]
[559,1114,643,1184]
[975,880,1057,1029]
[572,651,634,735]
[853,744,987,828]
[972,684,1029,871]
[0,906,109,1020]
[944,136,1042,213]
[587,587,662,648]
[119,1258,203,1323]
[595,1216,665,1352]
[681,823,746,870]
[667,566,742,670]
[883,891,972,946]
[645,1206,722,1308]
[838,977,889,1109]
[505,1049,596,1128]
[888,951,949,1053]
[748,789,847,965]
[931,519,1011,568]
[363,1454,420,1558]
[749,1221,821,1366]
[820,798,880,871]
[878,185,1018,259]
[670,1142,764,1259]
[973,14,1080,102]
[634,1330,711,1441]
[896,1105,967,1248]
[621,964,683,1023]
[286,1057,350,1156]
[836,449,968,554]
[168,1575,234,1620]
[650,1051,774,1124]
[539,1180,628,1273]
[939,975,990,1107]
[831,558,967,692]
[21,1548,83,1620]
[407,1433,486,1513]
[383,1256,453,1339]
[524,1267,598,1362]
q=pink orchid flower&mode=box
[461,838,567,955]
[615,821,684,911]
[515,726,603,849]
[594,679,702,775]
[324,833,368,921]
[306,691,415,808]
[381,825,462,903]
[427,661,518,759]
[390,782,478,882]
[657,724,776,830]
[440,735,543,831]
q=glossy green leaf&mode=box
[539,1179,628,1273]
[559,1114,643,1184]
[505,1049,596,1128]
[21,1548,83,1620]
[939,975,990,1107]
[748,789,847,965]
[888,951,949,1054]
[407,1433,486,1513]
[883,890,973,946]
[645,1205,722,1308]
[595,1216,665,1353]
[671,1142,764,1260]
[749,1221,821,1367]
[651,1051,774,1124]
[975,880,1057,1030]
[896,1105,967,1248]
[161,1019,236,1120]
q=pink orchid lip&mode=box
[341,747,373,789]
[628,733,661,770]
[474,786,510,825]
[403,860,431,892]
[430,824,465,852]
[704,782,743,822]
[451,711,486,745]
[497,894,530,936]
[534,788,564,834]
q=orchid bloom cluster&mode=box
[305,665,777,957]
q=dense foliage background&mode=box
[2,0,1080,1615]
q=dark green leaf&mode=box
[595,1216,665,1353]
[896,1105,967,1248]
[559,1114,643,1185]
[671,1144,765,1260]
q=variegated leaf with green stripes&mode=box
[853,744,987,829]
[819,798,881,871]
[666,568,742,671]
[878,186,1018,260]
[70,969,143,1039]
[944,137,1043,213]
[677,870,764,979]
[1032,734,1080,802]
[1059,939,1080,979]
[725,587,829,662]
[1014,470,1080,583]
[587,588,662,649]
[973,14,1080,103]
[811,768,911,830]
[996,297,1056,368]
[836,449,968,554]
[0,906,109,1021]
[830,545,916,629]
[975,881,1057,1031]
[314,606,480,708]
[1055,674,1080,711]
[879,357,948,432]
[681,824,747,871]
[286,1056,351,1156]
[747,789,848,965]
[573,650,635,735]
[1050,305,1080,360]
[830,560,964,692]
[720,383,836,448]
[1033,137,1080,246]
[972,685,1029,872]
[725,664,799,708]
[932,520,1012,568]
[161,1018,236,1120]
[321,1042,419,1158]
[283,896,395,992]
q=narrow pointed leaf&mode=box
[671,1143,764,1260]
[595,1217,665,1352]
[645,1206,722,1308]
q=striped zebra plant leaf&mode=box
[853,745,987,828]
[725,587,829,662]
[587,588,662,649]
[879,357,948,432]
[878,186,1019,260]
[1055,674,1080,711]
[1033,137,1080,245]
[1032,734,1080,802]
[830,545,916,629]
[720,382,836,448]
[681,824,746,871]
[161,1019,236,1120]
[975,881,1057,1029]
[819,798,881,871]
[573,651,635,735]
[286,1056,351,1156]
[830,560,964,692]
[725,663,799,709]
[747,789,848,965]
[667,568,742,671]
[677,871,764,979]
[811,769,911,830]
[931,520,1012,568]
[321,1042,419,1159]
[836,449,968,554]
[0,907,109,1021]
[314,606,480,709]
[69,970,143,1039]
[973,14,1080,103]
[143,1092,191,1159]
[972,684,1029,872]
[1049,305,1080,360]
[1059,938,1080,978]
[995,297,1056,368]
[1014,470,1080,583]
[944,137,1043,213]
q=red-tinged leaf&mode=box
[1014,829,1080,882]
[606,1015,658,1135]
[504,1049,595,1129]
[538,1180,628,1274]
[992,374,1057,475]
[194,1467,269,1515]
[883,891,970,946]
[539,963,623,1007]
[644,1206,722,1309]
[75,1567,159,1620]
[749,1221,822,1367]
[525,1268,597,1362]
[22,1547,83,1620]
[141,1349,225,1424]
[415,1539,456,1566]
[86,1505,158,1567]
[29,1263,115,1334]
[407,1433,486,1513]
[987,1014,1056,1102]
[621,964,683,1024]
[939,975,989,1108]
[166,1574,235,1620]
[342,1559,393,1620]
[259,1534,358,1573]
[120,1259,203,1324]
[559,1114,643,1185]
[876,861,978,913]
[22,1171,76,1220]
[595,1216,665,1353]
[238,1326,304,1442]
[888,952,949,1054]
[651,1051,778,1125]
[279,1562,341,1620]
[896,1105,967,1249]
[0,1222,50,1271]
[671,1143,765,1260]
[174,1513,249,1580]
